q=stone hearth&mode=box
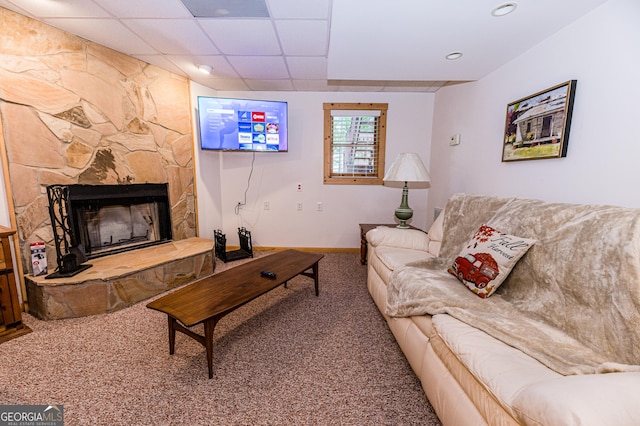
[25,238,214,320]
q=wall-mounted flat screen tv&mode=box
[197,96,288,152]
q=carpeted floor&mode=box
[0,252,441,425]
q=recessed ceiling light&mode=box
[445,52,463,60]
[492,2,518,17]
[181,0,269,18]
[197,64,213,75]
[213,8,230,16]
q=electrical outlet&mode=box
[264,201,270,210]
[297,183,302,192]
[297,202,303,211]
[316,202,323,211]
[449,134,461,146]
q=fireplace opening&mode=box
[77,200,162,257]
[68,184,172,259]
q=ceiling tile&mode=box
[98,0,192,18]
[275,20,328,56]
[267,0,330,19]
[286,57,327,80]
[4,0,110,17]
[228,56,289,79]
[166,54,239,79]
[123,19,218,55]
[245,79,294,91]
[202,78,251,91]
[199,19,281,55]
[43,18,157,55]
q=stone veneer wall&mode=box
[0,8,197,275]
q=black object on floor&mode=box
[214,227,253,263]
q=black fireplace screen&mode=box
[47,183,172,264]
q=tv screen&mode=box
[197,96,288,152]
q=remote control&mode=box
[260,271,276,279]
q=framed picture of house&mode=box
[502,80,577,162]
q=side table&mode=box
[0,226,32,343]
[359,223,420,265]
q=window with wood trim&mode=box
[323,103,387,185]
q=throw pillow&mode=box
[448,224,536,298]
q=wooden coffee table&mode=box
[146,249,324,378]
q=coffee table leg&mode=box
[313,261,319,296]
[204,317,219,379]
[168,316,176,355]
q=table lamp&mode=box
[383,153,431,228]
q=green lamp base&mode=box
[394,183,413,228]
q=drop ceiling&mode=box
[0,0,608,92]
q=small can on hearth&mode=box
[30,241,47,276]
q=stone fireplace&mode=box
[0,8,213,320]
[0,9,199,278]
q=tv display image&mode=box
[197,96,288,152]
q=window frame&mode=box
[323,102,388,185]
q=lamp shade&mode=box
[383,153,431,189]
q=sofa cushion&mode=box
[432,314,560,419]
[512,372,640,426]
[448,224,536,298]
[375,246,431,272]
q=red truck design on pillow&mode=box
[452,252,499,289]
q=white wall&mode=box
[190,83,224,243]
[191,84,435,248]
[428,0,640,222]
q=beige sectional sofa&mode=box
[366,193,640,425]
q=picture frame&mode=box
[502,80,577,162]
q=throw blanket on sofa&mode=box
[386,194,640,375]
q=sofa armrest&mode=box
[366,227,431,252]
